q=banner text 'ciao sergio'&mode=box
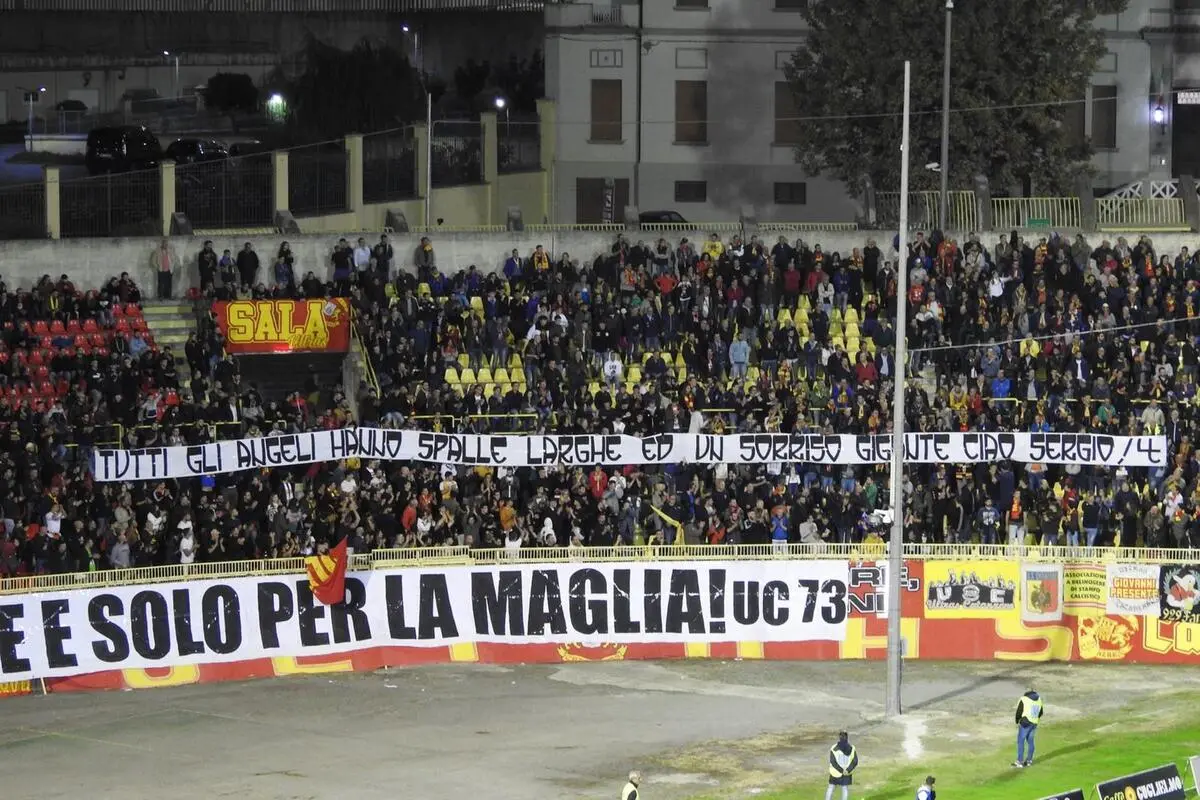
[0,561,851,681]
[91,431,1167,481]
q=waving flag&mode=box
[306,538,348,605]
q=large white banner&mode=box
[0,560,849,681]
[1106,563,1161,617]
[90,430,1168,481]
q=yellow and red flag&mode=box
[306,537,348,605]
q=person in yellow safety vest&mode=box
[825,731,858,800]
[1013,688,1043,768]
[621,769,642,800]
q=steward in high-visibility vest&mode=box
[1013,689,1043,767]
[825,731,858,800]
[916,775,936,800]
[621,770,642,800]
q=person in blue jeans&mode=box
[1013,688,1043,767]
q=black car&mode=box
[164,138,230,164]
[639,210,688,224]
[85,126,163,175]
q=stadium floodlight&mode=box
[885,60,913,720]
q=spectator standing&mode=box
[152,237,177,299]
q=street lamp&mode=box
[494,96,510,129]
[403,23,433,229]
[18,85,46,139]
[163,50,180,98]
[1152,104,1167,134]
[938,0,953,232]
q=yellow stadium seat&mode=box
[830,321,844,338]
[847,338,860,355]
[675,366,687,383]
[866,339,877,355]
[470,295,484,314]
[674,352,686,369]
[641,351,653,363]
[509,353,523,371]
[493,367,510,384]
[798,295,811,311]
[795,308,809,326]
[747,366,761,383]
[588,381,601,396]
[482,383,496,397]
[832,336,845,352]
[844,307,859,325]
[477,367,494,384]
[830,307,844,324]
[627,365,642,384]
[457,353,469,370]
[844,322,860,341]
[417,282,432,298]
[777,308,793,326]
[459,367,477,385]
[623,382,636,394]
[444,367,460,385]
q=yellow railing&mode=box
[1096,197,1189,231]
[3,544,1194,596]
[876,190,979,232]
[991,197,1081,230]
[352,321,380,397]
[758,222,859,233]
[640,222,742,234]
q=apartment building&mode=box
[544,0,1200,224]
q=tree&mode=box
[783,0,1128,195]
[451,51,544,113]
[289,37,426,140]
[204,73,259,133]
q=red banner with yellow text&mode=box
[213,298,351,354]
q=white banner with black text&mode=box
[90,430,1168,481]
[0,560,851,681]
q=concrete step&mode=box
[156,333,190,346]
[144,317,195,331]
[141,303,193,316]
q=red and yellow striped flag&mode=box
[306,537,348,605]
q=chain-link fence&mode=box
[59,169,161,238]
[431,120,482,187]
[497,118,540,174]
[175,155,274,230]
[288,140,348,217]
[0,182,47,240]
[362,127,417,204]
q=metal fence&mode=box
[288,141,348,217]
[875,189,979,232]
[497,118,541,174]
[0,182,46,240]
[175,155,274,230]
[59,169,161,238]
[431,120,483,187]
[362,127,417,204]
[991,197,1082,230]
[1095,196,1188,232]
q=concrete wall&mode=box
[4,227,1195,294]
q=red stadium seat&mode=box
[27,351,44,367]
[66,319,82,334]
[82,319,99,333]
[49,320,66,335]
[125,304,143,319]
[59,347,75,359]
[95,347,109,357]
[55,379,69,396]
[90,333,106,348]
[38,336,52,350]
[132,318,148,333]
[34,365,49,380]
[115,319,131,334]
[76,343,92,357]
[73,335,87,349]
[112,304,126,318]
[32,320,49,336]
[37,381,54,397]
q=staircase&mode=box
[140,299,198,382]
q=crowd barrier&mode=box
[1,548,1198,696]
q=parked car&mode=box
[639,210,688,224]
[85,126,163,175]
[165,138,230,164]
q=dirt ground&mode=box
[2,660,1197,800]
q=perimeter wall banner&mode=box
[3,558,1200,694]
[90,430,1168,481]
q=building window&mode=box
[774,182,807,205]
[1091,84,1118,149]
[675,0,709,6]
[774,82,802,145]
[1062,97,1086,150]
[590,79,623,143]
[675,80,708,144]
[674,181,708,203]
[774,0,807,8]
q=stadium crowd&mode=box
[1,226,1199,576]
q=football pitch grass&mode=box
[718,692,1200,800]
